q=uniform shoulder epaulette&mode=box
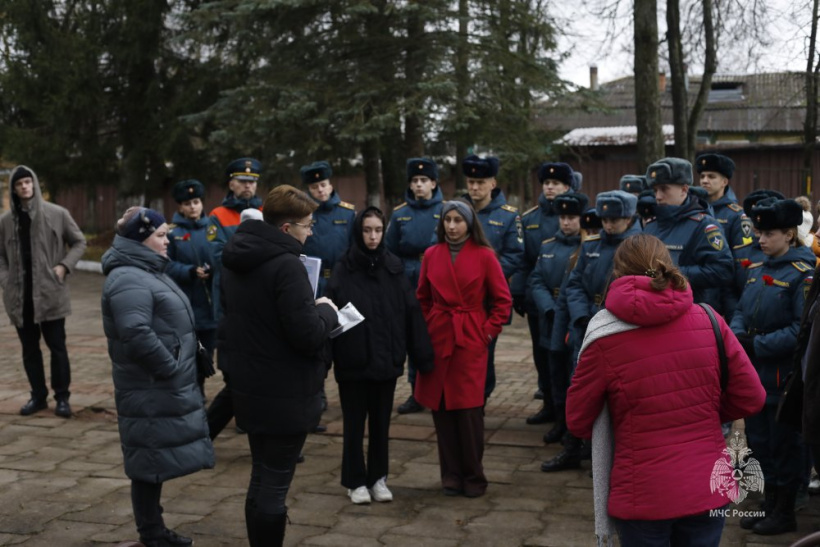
[339,201,355,210]
[792,261,813,273]
[747,262,764,269]
[541,237,556,245]
[728,203,743,213]
[584,234,601,242]
[522,205,539,216]
[393,202,408,211]
[501,204,518,213]
[688,213,705,222]
[167,223,178,230]
[732,241,752,251]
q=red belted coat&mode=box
[414,239,512,410]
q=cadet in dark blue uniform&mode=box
[643,157,734,312]
[386,158,443,414]
[207,157,263,320]
[461,154,523,400]
[513,162,579,419]
[730,198,813,536]
[300,161,356,297]
[565,190,642,360]
[527,193,587,441]
[167,180,217,394]
[619,174,648,197]
[697,154,752,249]
[543,190,641,473]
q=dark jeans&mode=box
[526,313,551,399]
[338,378,396,489]
[16,318,70,401]
[745,402,804,487]
[246,432,306,516]
[131,479,164,540]
[614,510,725,547]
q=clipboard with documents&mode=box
[300,255,322,298]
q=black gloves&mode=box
[513,295,527,317]
[736,333,756,358]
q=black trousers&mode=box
[526,313,551,401]
[16,317,70,401]
[131,479,164,540]
[431,403,486,496]
[206,350,233,439]
[246,432,306,516]
[337,378,396,489]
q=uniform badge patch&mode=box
[705,224,723,251]
[206,224,218,242]
[740,216,753,239]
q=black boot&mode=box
[740,483,776,529]
[20,397,47,416]
[753,484,798,535]
[526,405,554,425]
[251,511,287,547]
[542,404,566,443]
[397,394,423,414]
[245,499,258,546]
[541,434,581,472]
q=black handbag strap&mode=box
[698,303,728,392]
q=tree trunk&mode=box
[362,137,382,208]
[454,0,470,191]
[805,0,820,196]
[404,1,425,160]
[634,0,664,172]
[686,0,717,163]
[666,0,688,159]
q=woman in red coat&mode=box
[566,234,765,546]
[415,198,512,497]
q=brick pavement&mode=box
[0,270,815,546]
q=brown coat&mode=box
[0,165,86,327]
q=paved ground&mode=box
[0,270,816,546]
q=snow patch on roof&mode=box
[557,125,676,146]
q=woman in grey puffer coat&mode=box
[101,207,214,547]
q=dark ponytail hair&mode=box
[612,233,688,291]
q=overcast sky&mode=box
[555,0,813,88]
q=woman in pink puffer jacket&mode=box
[567,233,765,546]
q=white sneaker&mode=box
[369,477,393,502]
[347,486,371,504]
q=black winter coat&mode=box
[220,220,338,435]
[325,241,434,383]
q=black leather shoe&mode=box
[397,395,423,414]
[20,398,47,416]
[55,399,72,418]
[312,424,327,433]
[540,450,581,473]
[141,527,193,547]
[542,422,567,444]
[526,406,555,425]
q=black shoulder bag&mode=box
[698,303,728,391]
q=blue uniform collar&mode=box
[654,194,707,224]
[554,229,581,246]
[765,245,811,267]
[404,186,443,209]
[221,191,263,212]
[465,188,505,213]
[172,211,208,229]
[710,187,737,210]
[602,219,641,245]
[538,193,556,215]
[315,190,341,212]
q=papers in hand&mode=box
[300,255,322,298]
[330,302,365,339]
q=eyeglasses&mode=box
[282,220,312,232]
